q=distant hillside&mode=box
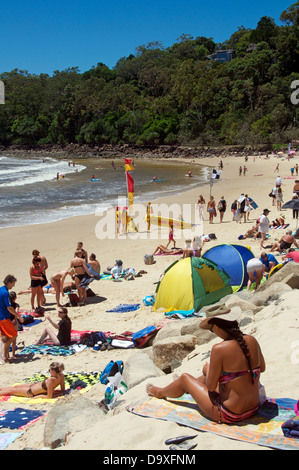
[0,2,299,149]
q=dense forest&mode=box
[0,2,299,149]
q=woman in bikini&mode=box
[70,249,92,304]
[29,256,44,312]
[146,306,266,424]
[0,362,65,399]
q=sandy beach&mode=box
[1,151,299,451]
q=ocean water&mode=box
[0,154,211,228]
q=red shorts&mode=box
[0,319,17,338]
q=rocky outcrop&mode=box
[44,392,105,449]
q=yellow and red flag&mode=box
[126,171,134,208]
[125,158,135,172]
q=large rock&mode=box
[44,392,105,449]
[152,334,197,372]
[256,262,299,292]
[153,318,213,346]
[250,282,292,306]
[122,351,165,388]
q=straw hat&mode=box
[199,303,240,330]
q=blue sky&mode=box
[0,0,293,75]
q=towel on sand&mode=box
[0,371,102,404]
[127,395,299,450]
[0,408,46,430]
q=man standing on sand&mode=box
[0,275,23,364]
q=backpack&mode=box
[68,292,81,306]
[100,360,124,384]
[88,331,106,347]
[132,325,160,348]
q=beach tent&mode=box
[202,244,254,292]
[153,257,232,312]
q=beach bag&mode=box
[68,292,81,306]
[104,372,128,408]
[143,295,155,306]
[100,360,124,384]
[144,254,155,265]
[79,333,91,346]
[132,325,160,348]
[88,331,106,347]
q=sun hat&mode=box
[263,208,270,213]
[199,304,241,330]
[280,214,286,219]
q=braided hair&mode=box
[209,317,254,384]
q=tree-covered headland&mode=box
[0,2,299,150]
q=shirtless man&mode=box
[270,230,299,253]
[88,253,100,273]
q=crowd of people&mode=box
[0,241,102,365]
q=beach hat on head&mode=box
[280,214,285,219]
[263,208,270,213]
[199,304,241,330]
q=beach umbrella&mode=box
[282,199,299,228]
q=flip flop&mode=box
[165,434,197,445]
[169,441,197,451]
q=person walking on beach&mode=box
[258,209,270,249]
[217,197,226,223]
[196,195,205,221]
[166,224,176,248]
[146,306,265,424]
[276,187,283,211]
[207,196,216,224]
[0,275,23,364]
[231,200,237,220]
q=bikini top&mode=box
[219,367,261,384]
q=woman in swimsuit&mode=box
[0,362,65,399]
[146,307,265,424]
[50,268,75,306]
[29,256,44,311]
[70,249,92,304]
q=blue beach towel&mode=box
[0,432,23,449]
[106,304,140,313]
[164,308,199,319]
[18,345,75,356]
